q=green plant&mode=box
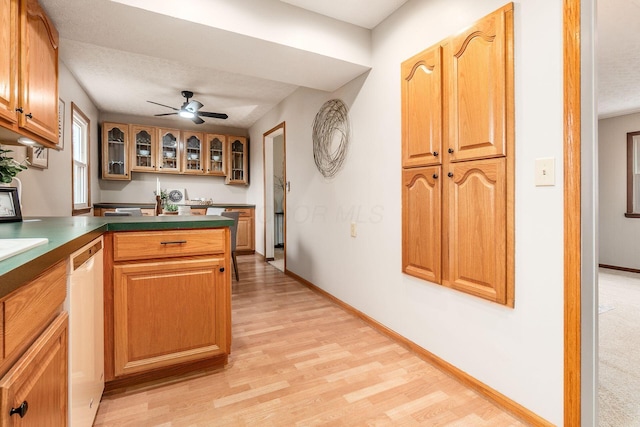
[0,148,28,184]
[164,203,178,212]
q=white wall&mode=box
[2,62,100,217]
[248,0,565,423]
[599,113,640,269]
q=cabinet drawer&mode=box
[4,261,66,358]
[113,229,226,261]
[224,208,252,218]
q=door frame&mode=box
[263,122,286,268]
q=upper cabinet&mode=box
[226,136,248,185]
[18,0,59,144]
[445,3,513,162]
[131,125,157,172]
[0,0,59,147]
[182,131,204,175]
[205,133,226,177]
[102,123,130,180]
[0,0,17,125]
[157,128,181,173]
[401,44,443,168]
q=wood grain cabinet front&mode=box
[0,313,68,427]
[224,208,255,253]
[105,228,231,385]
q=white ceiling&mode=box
[38,0,631,129]
[39,0,407,130]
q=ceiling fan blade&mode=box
[154,112,178,117]
[147,100,179,110]
[185,100,203,112]
[191,116,205,125]
[198,111,228,119]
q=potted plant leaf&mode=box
[0,148,27,184]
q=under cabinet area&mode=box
[401,3,514,306]
[101,121,248,183]
[104,228,231,387]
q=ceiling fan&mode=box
[147,91,228,124]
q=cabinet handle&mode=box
[432,173,438,179]
[25,113,33,119]
[219,267,225,272]
[433,151,439,157]
[10,401,28,418]
[448,172,454,178]
[15,107,23,113]
[160,240,187,245]
[448,148,454,154]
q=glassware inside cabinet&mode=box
[185,135,202,171]
[231,139,244,181]
[161,132,179,170]
[209,137,224,172]
[134,129,153,168]
[107,127,127,176]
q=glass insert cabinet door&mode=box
[182,131,204,174]
[102,122,130,180]
[158,128,181,172]
[131,125,156,172]
[206,134,226,176]
[226,136,248,185]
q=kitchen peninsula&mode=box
[0,215,233,424]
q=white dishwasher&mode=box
[66,237,104,427]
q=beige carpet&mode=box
[599,268,640,426]
[268,247,284,272]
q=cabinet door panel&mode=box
[401,45,442,167]
[447,3,512,162]
[0,313,68,427]
[402,167,441,283]
[19,0,59,144]
[445,158,506,303]
[0,0,17,124]
[102,123,131,180]
[113,258,226,376]
[130,125,157,172]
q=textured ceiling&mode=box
[39,0,397,130]
[278,0,408,29]
[597,0,640,118]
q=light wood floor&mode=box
[94,255,526,426]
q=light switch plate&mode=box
[535,157,555,186]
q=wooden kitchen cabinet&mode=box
[0,0,59,147]
[226,136,249,185]
[0,260,68,425]
[401,44,443,168]
[225,208,255,253]
[105,228,231,384]
[205,133,226,176]
[445,3,513,163]
[402,166,441,283]
[130,124,157,172]
[17,0,59,145]
[0,313,68,427]
[400,3,514,306]
[157,128,181,173]
[102,122,131,180]
[444,158,510,305]
[182,131,205,174]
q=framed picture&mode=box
[58,98,65,149]
[27,146,48,169]
[0,188,22,222]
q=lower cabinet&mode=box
[0,313,68,427]
[224,208,255,254]
[105,228,231,385]
[113,257,228,377]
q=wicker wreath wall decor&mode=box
[312,99,350,178]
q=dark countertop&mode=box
[94,202,256,209]
[0,215,233,299]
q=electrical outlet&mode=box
[350,222,357,237]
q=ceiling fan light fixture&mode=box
[179,110,195,119]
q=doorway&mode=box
[263,122,286,272]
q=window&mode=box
[71,103,91,215]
